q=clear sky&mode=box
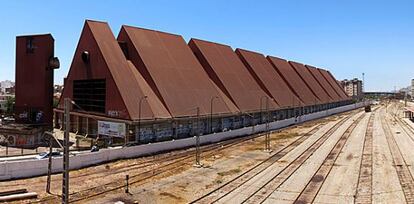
[0,0,412,91]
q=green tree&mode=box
[5,96,15,114]
[53,98,60,108]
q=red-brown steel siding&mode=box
[235,49,303,108]
[118,26,239,117]
[267,56,320,106]
[318,68,349,100]
[189,39,278,112]
[15,34,55,126]
[306,65,342,102]
[59,20,171,120]
[289,61,333,104]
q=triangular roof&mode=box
[305,65,343,102]
[189,39,278,112]
[318,68,350,100]
[235,48,303,108]
[118,25,239,117]
[267,56,320,106]
[289,61,333,104]
[59,20,171,120]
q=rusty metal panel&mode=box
[60,20,171,120]
[318,68,349,100]
[189,39,278,112]
[15,34,55,126]
[267,56,319,106]
[289,61,333,104]
[306,65,342,102]
[118,26,239,117]
[326,70,350,99]
[235,49,303,108]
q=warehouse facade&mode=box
[54,20,351,144]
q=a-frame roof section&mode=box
[84,20,171,120]
[235,48,303,108]
[189,39,278,112]
[306,65,342,102]
[289,61,333,104]
[318,68,349,100]
[267,56,320,106]
[118,25,239,117]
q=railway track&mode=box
[381,111,414,203]
[2,121,313,189]
[68,125,327,203]
[354,112,375,204]
[291,111,368,204]
[193,110,363,203]
[33,112,342,203]
[190,121,324,204]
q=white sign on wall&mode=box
[98,121,126,138]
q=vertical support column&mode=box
[62,98,70,204]
[195,107,202,167]
[85,117,89,137]
[125,124,129,145]
[76,116,80,135]
[46,134,53,194]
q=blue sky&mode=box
[0,0,412,91]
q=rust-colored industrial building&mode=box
[54,20,350,144]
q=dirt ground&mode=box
[0,112,340,203]
[3,103,414,204]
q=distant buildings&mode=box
[340,78,363,100]
[412,79,414,100]
[0,81,15,113]
[0,95,14,113]
[0,80,15,94]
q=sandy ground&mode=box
[2,102,414,204]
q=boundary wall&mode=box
[0,102,368,180]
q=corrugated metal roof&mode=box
[289,61,333,104]
[86,20,172,120]
[118,26,239,117]
[327,70,350,99]
[267,56,320,106]
[235,49,303,108]
[318,68,350,100]
[306,65,343,102]
[189,39,279,112]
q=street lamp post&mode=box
[138,96,148,144]
[210,96,219,134]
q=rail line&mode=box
[2,121,315,189]
[68,125,327,203]
[354,112,375,204]
[204,110,363,204]
[381,110,414,203]
[190,120,324,203]
[393,114,414,143]
[288,111,367,204]
[33,112,346,203]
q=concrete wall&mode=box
[0,102,367,180]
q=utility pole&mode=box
[210,96,218,133]
[260,96,268,124]
[45,130,63,194]
[195,107,202,167]
[46,135,53,194]
[362,73,365,95]
[264,97,272,152]
[138,96,148,144]
[62,98,70,204]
